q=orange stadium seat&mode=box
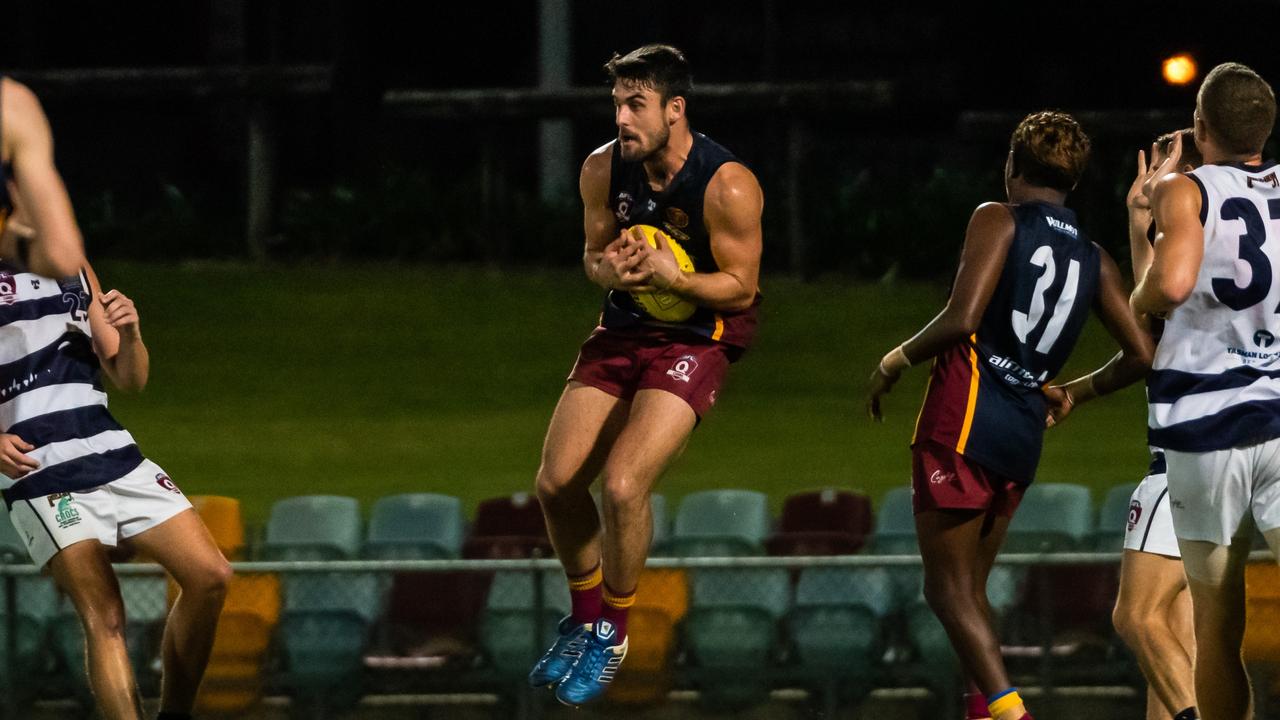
[607,568,690,705]
[1245,562,1280,661]
[195,573,281,714]
[190,495,246,560]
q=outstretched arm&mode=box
[2,78,86,280]
[1131,173,1204,317]
[1045,247,1154,425]
[867,202,1016,419]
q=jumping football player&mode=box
[867,111,1154,720]
[529,44,763,707]
[1132,62,1280,720]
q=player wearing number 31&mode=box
[866,111,1153,720]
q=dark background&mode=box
[3,0,1277,277]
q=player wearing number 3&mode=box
[1131,62,1279,720]
[866,111,1153,720]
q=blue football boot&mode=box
[527,616,593,688]
[554,619,628,707]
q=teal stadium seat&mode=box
[1005,483,1094,552]
[479,570,571,677]
[1094,483,1139,552]
[790,566,892,700]
[364,493,464,560]
[649,493,671,552]
[53,574,169,702]
[667,490,770,557]
[261,495,362,561]
[0,509,26,563]
[867,487,921,606]
[0,572,59,703]
[686,567,789,708]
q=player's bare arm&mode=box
[1,78,87,280]
[1045,248,1154,424]
[1131,173,1204,317]
[83,263,149,392]
[580,145,647,290]
[630,162,763,312]
[866,202,1015,419]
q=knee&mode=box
[601,472,648,518]
[179,557,233,604]
[922,575,970,622]
[535,463,580,506]
[1111,603,1144,645]
[80,596,127,638]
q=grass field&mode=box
[96,261,1151,528]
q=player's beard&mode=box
[621,123,670,163]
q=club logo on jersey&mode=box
[29,279,39,290]
[666,355,699,383]
[929,470,956,485]
[1044,216,1078,238]
[54,496,81,529]
[614,192,635,223]
[1247,172,1279,189]
[0,272,17,306]
[1127,499,1142,532]
[155,473,181,494]
[664,207,690,229]
[1256,330,1275,348]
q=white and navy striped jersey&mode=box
[0,264,143,506]
[1148,161,1280,451]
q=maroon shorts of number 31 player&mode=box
[568,326,733,418]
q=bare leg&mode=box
[916,509,1013,695]
[48,541,142,720]
[534,382,631,576]
[599,389,697,596]
[124,509,232,714]
[1112,550,1196,717]
[1179,536,1253,720]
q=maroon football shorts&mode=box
[567,327,732,418]
[911,440,1027,518]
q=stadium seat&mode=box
[190,495,246,559]
[0,574,59,703]
[1245,562,1280,661]
[195,573,281,715]
[867,486,921,606]
[279,566,382,702]
[790,565,891,701]
[0,506,27,563]
[261,495,362,560]
[650,493,672,552]
[1005,483,1094,552]
[667,489,771,557]
[478,570,571,677]
[607,567,689,705]
[685,567,790,707]
[1093,483,1138,552]
[462,492,552,558]
[53,573,169,700]
[766,488,873,556]
[364,493,464,560]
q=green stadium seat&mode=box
[1005,483,1094,552]
[478,570,571,676]
[277,611,367,708]
[790,566,891,702]
[364,493,464,560]
[650,493,671,552]
[686,567,789,708]
[0,574,58,703]
[666,490,770,557]
[1093,483,1139,552]
[51,574,167,702]
[0,507,27,563]
[261,495,362,560]
[867,486,921,607]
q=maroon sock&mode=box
[600,583,636,642]
[567,565,603,625]
[964,692,990,718]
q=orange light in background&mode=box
[1163,54,1198,86]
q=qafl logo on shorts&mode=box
[0,272,17,306]
[666,355,699,383]
[1127,499,1143,532]
[155,473,181,494]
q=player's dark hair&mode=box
[1009,111,1091,192]
[1197,62,1276,155]
[1156,127,1203,169]
[604,44,692,103]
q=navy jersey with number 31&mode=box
[914,202,1101,482]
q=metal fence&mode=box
[0,552,1242,719]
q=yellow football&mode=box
[627,224,696,322]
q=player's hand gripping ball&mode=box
[628,224,697,322]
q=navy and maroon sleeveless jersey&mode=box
[913,201,1101,483]
[602,132,760,350]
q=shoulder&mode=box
[1151,172,1201,203]
[705,162,763,217]
[579,141,615,196]
[967,201,1016,235]
[1150,172,1204,223]
[1,78,43,129]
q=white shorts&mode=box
[1166,438,1280,547]
[1123,462,1180,558]
[6,458,192,567]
